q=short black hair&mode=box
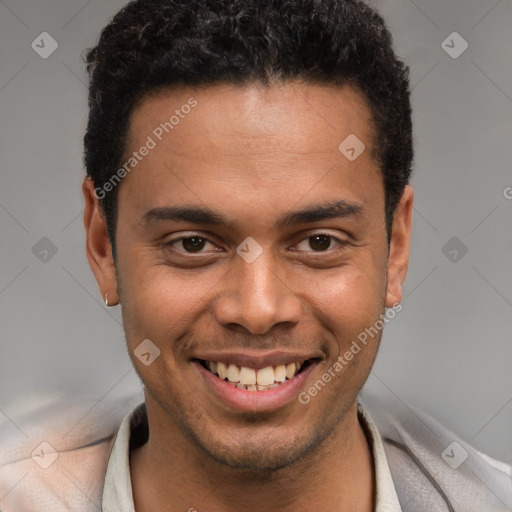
[84,0,413,252]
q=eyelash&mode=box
[166,232,346,255]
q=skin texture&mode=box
[83,82,413,512]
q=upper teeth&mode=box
[206,361,303,390]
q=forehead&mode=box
[118,82,383,226]
[128,82,376,159]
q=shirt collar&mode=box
[357,403,403,511]
[103,402,402,512]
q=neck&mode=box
[131,401,374,512]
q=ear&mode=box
[82,178,119,306]
[385,185,414,308]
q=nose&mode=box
[213,250,302,335]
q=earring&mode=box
[104,293,109,307]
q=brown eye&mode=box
[293,233,345,253]
[308,235,332,251]
[179,237,207,252]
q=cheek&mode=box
[301,263,387,372]
[119,262,216,349]
[309,262,386,325]
[309,267,387,391]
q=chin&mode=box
[206,444,307,472]
[190,424,331,473]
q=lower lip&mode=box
[194,360,318,412]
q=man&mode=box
[1,0,511,511]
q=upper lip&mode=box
[193,349,323,369]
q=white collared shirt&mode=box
[102,402,402,512]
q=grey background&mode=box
[0,0,511,467]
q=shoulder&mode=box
[0,440,114,512]
[360,390,512,511]
[0,393,142,512]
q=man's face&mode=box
[87,82,411,470]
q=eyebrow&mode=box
[142,200,365,228]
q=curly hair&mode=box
[84,0,413,250]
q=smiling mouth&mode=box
[197,359,314,391]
